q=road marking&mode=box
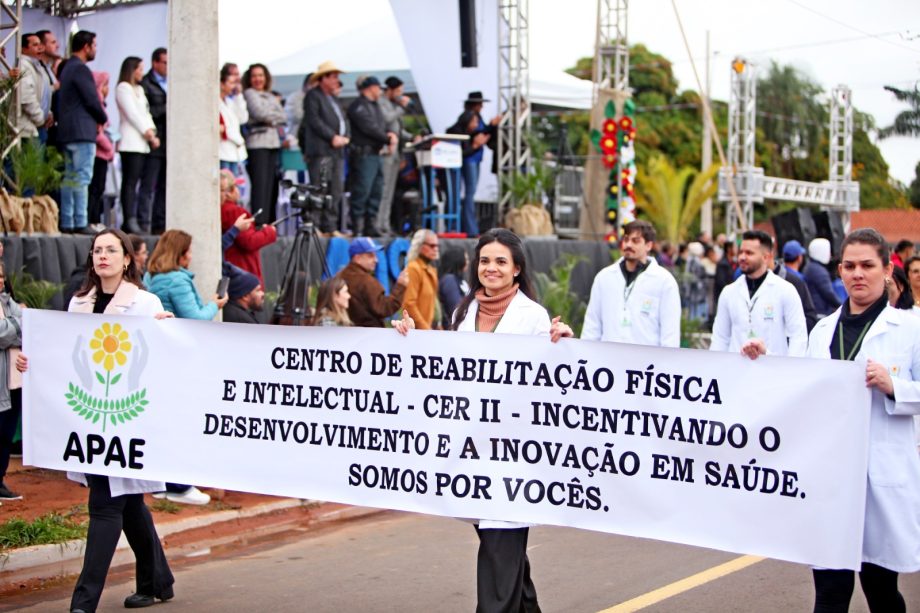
[597,554,766,612]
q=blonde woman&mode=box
[312,277,352,327]
[402,229,440,329]
[17,229,176,611]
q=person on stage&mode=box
[17,229,176,612]
[743,228,920,612]
[393,228,573,613]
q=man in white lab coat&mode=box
[710,230,807,357]
[582,220,681,347]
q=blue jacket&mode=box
[56,57,107,144]
[145,268,218,320]
[803,261,841,316]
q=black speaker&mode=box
[459,0,478,68]
[771,208,816,255]
[812,211,845,260]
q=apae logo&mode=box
[65,322,150,432]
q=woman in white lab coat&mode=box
[394,228,572,613]
[744,228,920,612]
[18,229,176,612]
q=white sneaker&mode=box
[165,486,211,506]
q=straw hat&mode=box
[309,60,344,84]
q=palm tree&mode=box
[634,156,720,244]
[879,85,920,138]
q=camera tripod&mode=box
[271,217,331,326]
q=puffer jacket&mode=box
[145,268,218,320]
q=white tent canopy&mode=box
[267,12,592,113]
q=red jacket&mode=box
[220,200,277,285]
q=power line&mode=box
[785,0,920,56]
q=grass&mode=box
[0,512,87,550]
[150,499,182,514]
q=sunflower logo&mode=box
[90,323,132,391]
[65,322,149,432]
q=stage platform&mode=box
[1,234,613,311]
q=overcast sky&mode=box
[219,0,920,185]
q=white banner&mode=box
[23,310,870,569]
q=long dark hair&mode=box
[891,265,914,310]
[242,63,272,91]
[450,228,534,330]
[118,56,142,84]
[438,246,468,278]
[75,229,144,297]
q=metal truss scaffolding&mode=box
[0,0,22,188]
[718,58,859,235]
[593,0,628,97]
[496,0,531,214]
[22,0,157,17]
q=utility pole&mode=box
[700,30,713,237]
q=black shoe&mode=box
[0,483,22,500]
[122,217,142,234]
[124,585,173,608]
[71,609,89,613]
[74,226,97,236]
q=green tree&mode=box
[909,162,920,208]
[757,62,826,178]
[879,85,920,138]
[634,156,719,244]
[559,45,908,219]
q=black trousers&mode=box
[87,157,108,225]
[70,475,174,613]
[119,152,147,221]
[306,154,344,233]
[0,391,21,483]
[247,148,279,226]
[139,155,166,232]
[813,563,905,613]
[474,526,541,613]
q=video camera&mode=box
[280,178,332,213]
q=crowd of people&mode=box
[14,31,502,242]
[655,232,920,334]
[3,28,919,613]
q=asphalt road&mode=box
[6,511,919,612]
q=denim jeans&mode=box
[61,141,96,229]
[461,160,481,237]
[219,160,241,175]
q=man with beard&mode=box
[582,220,681,347]
[338,237,408,327]
[711,230,807,357]
[223,271,264,324]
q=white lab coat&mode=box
[456,290,551,529]
[581,258,681,347]
[710,270,807,357]
[67,282,167,497]
[808,305,920,572]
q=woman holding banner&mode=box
[395,227,572,613]
[743,228,920,613]
[17,229,176,612]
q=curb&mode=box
[0,498,336,574]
